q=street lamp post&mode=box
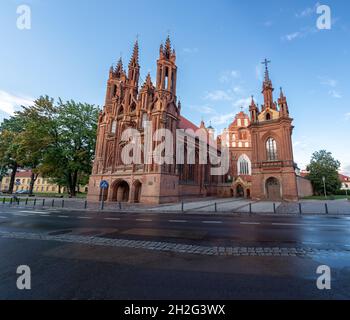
[322,176,327,200]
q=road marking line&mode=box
[202,221,223,224]
[77,216,92,219]
[0,216,7,219]
[20,211,48,214]
[240,222,261,225]
[104,217,121,221]
[272,223,346,228]
[58,215,69,218]
[169,220,187,223]
[136,219,153,222]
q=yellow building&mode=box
[0,170,88,193]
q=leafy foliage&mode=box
[306,150,341,195]
[0,96,99,196]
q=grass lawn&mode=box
[0,192,87,200]
[302,195,349,200]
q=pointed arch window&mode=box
[266,138,277,161]
[142,113,149,128]
[238,154,251,175]
[111,120,117,134]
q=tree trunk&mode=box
[9,163,18,194]
[70,170,78,197]
[29,172,38,195]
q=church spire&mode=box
[261,58,274,110]
[129,40,139,67]
[128,40,140,87]
[113,57,124,78]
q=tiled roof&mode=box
[178,115,199,131]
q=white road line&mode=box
[240,222,261,225]
[58,215,69,218]
[136,219,153,222]
[0,216,7,219]
[272,223,346,228]
[104,217,121,221]
[77,216,92,219]
[202,221,223,224]
[20,211,48,214]
[169,220,187,223]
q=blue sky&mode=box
[0,0,349,173]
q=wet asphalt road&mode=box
[0,206,350,299]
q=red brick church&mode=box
[87,38,307,204]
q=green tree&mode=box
[0,115,26,193]
[15,96,56,195]
[307,150,341,195]
[40,99,99,196]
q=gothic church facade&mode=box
[87,38,302,204]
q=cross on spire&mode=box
[262,58,271,82]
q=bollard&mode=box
[325,203,329,214]
[118,202,122,210]
[52,199,55,208]
[273,203,276,213]
[42,199,45,207]
[181,201,184,212]
[101,199,105,210]
[25,198,28,206]
[33,199,37,207]
[249,203,252,214]
[214,202,217,212]
[84,200,87,209]
[299,203,302,215]
[62,199,64,208]
[2,197,5,205]
[9,198,12,206]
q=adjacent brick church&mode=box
[87,38,306,204]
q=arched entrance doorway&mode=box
[236,184,244,197]
[112,180,130,202]
[266,177,281,200]
[133,180,142,203]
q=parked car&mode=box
[15,190,30,195]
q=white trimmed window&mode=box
[238,154,251,175]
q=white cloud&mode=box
[233,97,251,109]
[295,2,320,18]
[320,77,337,87]
[204,90,234,102]
[329,90,342,99]
[282,32,301,41]
[342,164,350,176]
[0,90,33,115]
[189,105,215,114]
[219,70,240,83]
[281,26,319,42]
[345,113,350,120]
[182,48,199,54]
[263,21,273,27]
[319,77,342,99]
[210,112,236,126]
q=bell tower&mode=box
[250,60,298,201]
[156,36,177,96]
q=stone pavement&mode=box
[1,230,349,257]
